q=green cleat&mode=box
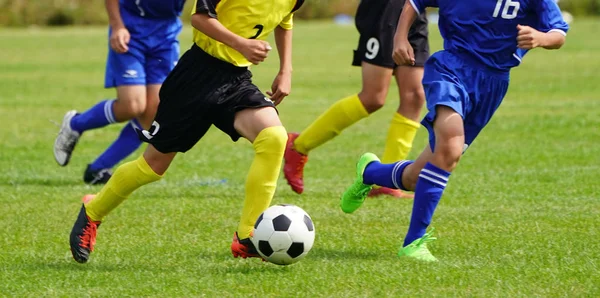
[398,229,438,262]
[340,153,380,213]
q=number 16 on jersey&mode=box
[493,0,520,19]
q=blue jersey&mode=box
[121,0,186,19]
[410,0,568,71]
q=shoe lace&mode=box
[296,154,308,172]
[415,228,437,247]
[79,220,98,251]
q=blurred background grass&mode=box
[0,0,597,27]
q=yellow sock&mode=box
[237,126,287,239]
[381,112,420,163]
[294,94,368,155]
[85,156,162,221]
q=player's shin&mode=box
[70,99,118,133]
[238,126,286,239]
[85,155,162,221]
[90,119,143,171]
[403,162,450,246]
[294,94,368,154]
[381,113,420,163]
[362,160,414,190]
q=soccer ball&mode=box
[251,204,315,265]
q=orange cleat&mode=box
[368,187,414,199]
[283,132,308,194]
[231,232,262,259]
[81,194,96,204]
[69,204,101,263]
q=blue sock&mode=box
[403,162,451,246]
[363,160,414,190]
[89,119,142,171]
[70,99,117,133]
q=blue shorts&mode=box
[104,9,182,88]
[421,51,510,152]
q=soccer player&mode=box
[283,0,430,198]
[340,0,568,261]
[53,0,185,184]
[68,0,303,264]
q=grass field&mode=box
[1,19,599,297]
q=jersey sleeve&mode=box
[409,0,438,13]
[535,0,569,35]
[194,0,220,18]
[279,13,294,30]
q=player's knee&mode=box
[433,143,462,171]
[358,90,386,113]
[400,87,425,112]
[116,97,147,119]
[254,126,287,155]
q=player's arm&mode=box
[267,25,293,105]
[105,0,130,53]
[517,26,565,50]
[518,0,568,50]
[275,26,293,75]
[191,13,271,64]
[392,1,419,65]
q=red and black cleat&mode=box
[283,132,308,194]
[69,203,101,263]
[231,232,263,260]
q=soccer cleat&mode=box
[54,110,81,166]
[368,187,414,199]
[340,153,379,213]
[70,202,101,263]
[231,232,262,259]
[83,164,112,185]
[283,132,308,194]
[398,229,438,262]
[81,194,96,204]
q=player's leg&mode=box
[83,35,177,184]
[83,84,161,185]
[369,65,425,198]
[233,107,286,245]
[399,63,510,262]
[70,144,174,263]
[54,41,147,167]
[283,0,395,194]
[284,62,392,194]
[69,45,207,263]
[372,12,429,198]
[396,106,464,262]
[209,73,287,258]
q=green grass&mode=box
[1,20,599,297]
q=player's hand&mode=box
[110,27,130,53]
[238,39,272,65]
[517,25,543,50]
[267,71,292,106]
[392,35,415,66]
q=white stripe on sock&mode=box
[104,100,116,123]
[130,120,140,130]
[419,173,447,188]
[421,168,449,182]
[391,161,408,189]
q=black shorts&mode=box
[138,44,275,153]
[352,0,430,68]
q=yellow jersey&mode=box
[192,0,304,67]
